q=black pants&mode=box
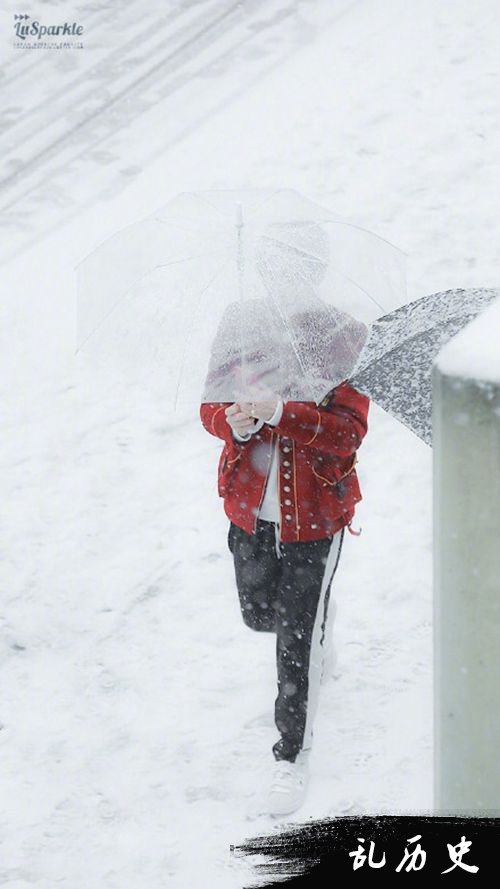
[228,519,344,762]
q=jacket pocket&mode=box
[217,446,241,497]
[311,453,358,493]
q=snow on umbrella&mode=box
[75,188,407,405]
[202,297,369,403]
[348,287,499,446]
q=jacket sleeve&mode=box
[270,382,369,457]
[199,402,251,454]
[199,402,232,442]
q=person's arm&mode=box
[271,383,369,457]
[247,384,369,457]
[199,402,234,444]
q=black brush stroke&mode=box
[231,815,500,886]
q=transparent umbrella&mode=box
[75,188,407,405]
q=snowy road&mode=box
[0,0,358,264]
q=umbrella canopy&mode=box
[75,188,407,405]
[202,297,368,402]
[349,287,499,445]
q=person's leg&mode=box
[272,528,344,762]
[228,519,282,632]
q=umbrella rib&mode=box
[262,272,312,385]
[280,217,407,257]
[325,219,409,256]
[259,221,406,261]
[76,247,233,352]
[330,273,384,316]
[172,257,235,410]
[153,246,234,270]
[326,256,385,312]
[150,213,230,230]
[259,233,329,265]
[263,232,388,315]
[259,221,405,315]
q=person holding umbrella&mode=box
[199,220,371,817]
[200,358,369,817]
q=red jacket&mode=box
[200,382,370,542]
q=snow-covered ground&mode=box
[1,1,499,886]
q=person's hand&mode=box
[225,403,257,436]
[239,399,279,423]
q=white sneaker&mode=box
[266,752,310,816]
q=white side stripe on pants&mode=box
[301,529,344,753]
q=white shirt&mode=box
[232,400,284,523]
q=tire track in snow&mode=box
[0,0,363,265]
